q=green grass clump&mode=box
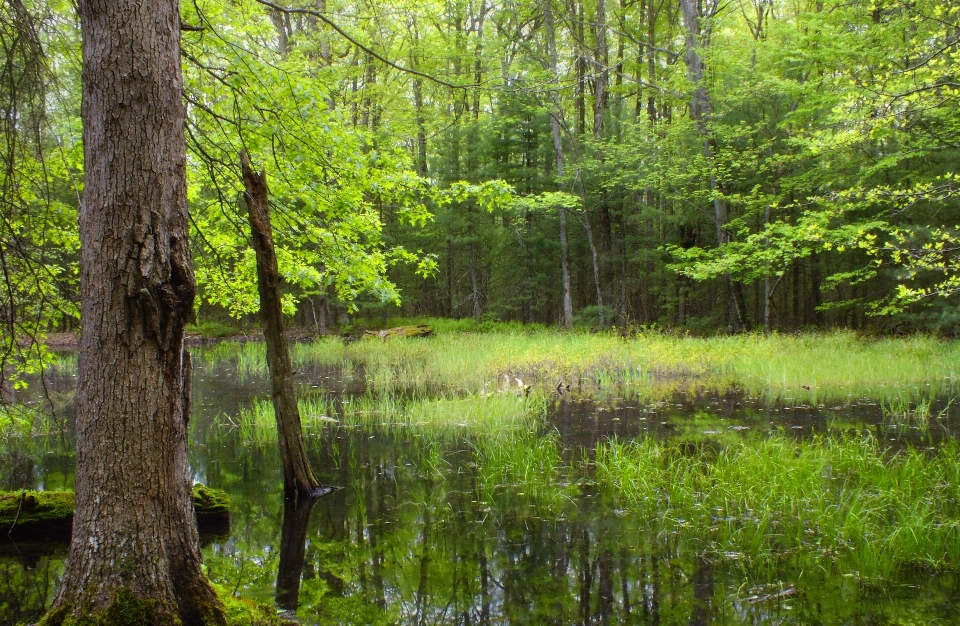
[187,321,244,339]
[474,430,575,513]
[594,434,960,578]
[227,388,547,443]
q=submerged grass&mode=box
[474,430,575,513]
[594,433,960,579]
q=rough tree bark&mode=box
[240,152,325,498]
[41,1,226,624]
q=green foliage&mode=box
[8,0,960,340]
[186,321,244,339]
[215,585,296,626]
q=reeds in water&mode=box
[594,434,960,578]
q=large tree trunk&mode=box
[44,1,226,624]
[240,152,324,498]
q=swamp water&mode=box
[3,345,960,625]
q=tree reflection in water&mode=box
[193,428,960,625]
[276,495,319,611]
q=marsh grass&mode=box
[881,392,957,425]
[192,325,960,580]
[221,387,548,444]
[473,430,576,514]
[198,327,960,407]
[594,433,960,578]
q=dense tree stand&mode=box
[40,0,226,624]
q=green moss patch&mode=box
[38,589,169,626]
[193,484,230,515]
[0,490,74,535]
[215,585,298,626]
[1,486,231,538]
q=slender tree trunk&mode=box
[269,9,290,57]
[593,0,608,138]
[679,0,744,332]
[468,218,481,320]
[577,202,605,327]
[240,152,324,498]
[764,200,772,333]
[413,76,427,175]
[646,0,657,123]
[409,17,428,175]
[575,0,586,136]
[45,1,225,623]
[544,0,574,329]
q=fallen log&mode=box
[1,484,231,539]
[364,324,433,339]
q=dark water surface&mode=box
[3,349,960,625]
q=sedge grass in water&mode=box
[594,433,960,579]
[223,388,548,444]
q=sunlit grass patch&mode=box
[193,326,960,406]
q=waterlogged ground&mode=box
[3,339,960,625]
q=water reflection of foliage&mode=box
[0,557,63,625]
[193,428,960,625]
[6,336,960,623]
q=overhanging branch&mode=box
[253,0,477,90]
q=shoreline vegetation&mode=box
[23,320,960,588]
[174,318,960,404]
[180,320,960,581]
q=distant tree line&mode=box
[3,0,960,355]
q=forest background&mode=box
[3,0,960,375]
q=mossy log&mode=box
[364,324,433,339]
[0,485,230,539]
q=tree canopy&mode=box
[3,0,960,362]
